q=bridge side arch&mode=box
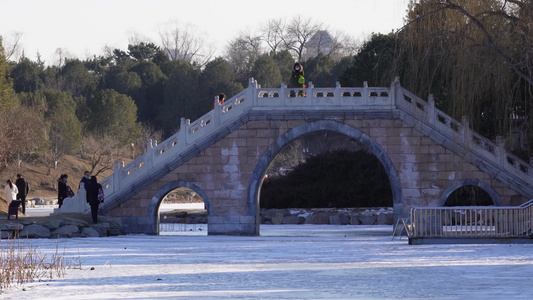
[147,181,212,235]
[247,120,404,223]
[438,178,502,206]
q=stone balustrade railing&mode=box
[98,77,533,207]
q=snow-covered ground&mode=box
[24,205,57,216]
[2,224,533,299]
[24,203,205,216]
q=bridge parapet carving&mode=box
[99,77,533,212]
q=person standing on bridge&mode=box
[289,62,305,97]
[212,93,226,109]
[85,176,103,224]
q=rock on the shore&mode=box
[0,214,125,239]
[160,207,395,226]
[19,224,51,238]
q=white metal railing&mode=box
[99,77,533,206]
[409,199,533,238]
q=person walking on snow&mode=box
[85,176,103,224]
[15,174,29,214]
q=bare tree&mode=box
[260,18,285,54]
[266,139,306,177]
[1,32,22,61]
[0,105,46,174]
[127,30,152,46]
[282,16,322,62]
[130,123,164,158]
[82,134,118,177]
[158,22,215,67]
[225,31,263,84]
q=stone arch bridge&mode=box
[95,78,533,235]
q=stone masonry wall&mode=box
[107,118,527,234]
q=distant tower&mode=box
[305,30,333,58]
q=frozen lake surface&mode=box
[2,224,533,299]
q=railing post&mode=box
[390,76,401,106]
[145,139,154,168]
[363,81,369,105]
[335,81,341,105]
[307,81,313,106]
[214,96,221,126]
[280,82,287,107]
[113,161,120,193]
[496,136,505,166]
[428,94,435,125]
[79,184,87,203]
[249,78,258,106]
[180,117,190,146]
[462,116,471,149]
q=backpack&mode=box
[66,186,75,198]
[98,185,105,203]
[298,75,305,84]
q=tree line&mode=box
[0,16,361,176]
[1,1,533,180]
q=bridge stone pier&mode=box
[96,78,533,235]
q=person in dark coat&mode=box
[15,174,29,214]
[57,174,69,208]
[288,62,305,97]
[85,176,103,224]
[79,170,91,190]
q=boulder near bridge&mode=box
[94,77,533,236]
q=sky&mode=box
[1,0,411,64]
[2,224,533,299]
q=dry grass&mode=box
[0,234,81,292]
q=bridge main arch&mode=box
[248,120,403,231]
